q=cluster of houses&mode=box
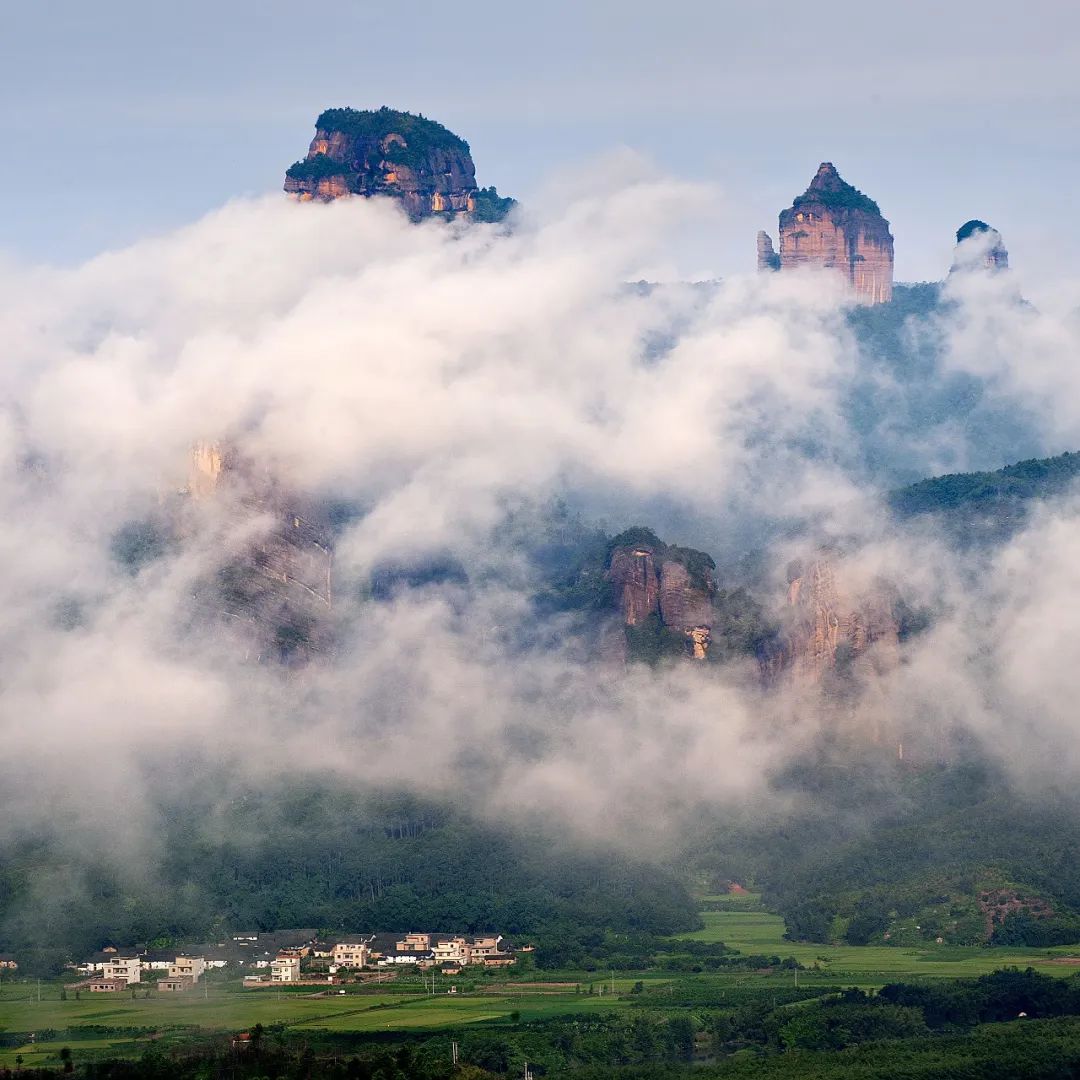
[74,948,214,994]
[71,929,520,992]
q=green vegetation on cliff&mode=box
[316,106,471,159]
[881,448,1080,549]
[471,186,516,223]
[535,519,776,666]
[793,181,880,216]
[287,108,516,222]
[957,218,992,243]
[604,528,716,593]
[285,152,347,182]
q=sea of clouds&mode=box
[1,167,1079,863]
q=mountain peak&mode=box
[810,162,842,187]
[284,106,515,222]
[768,162,893,303]
[952,219,1009,272]
[794,162,880,214]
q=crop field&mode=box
[5,907,1080,1068]
[676,909,1080,981]
[288,994,626,1032]
[0,982,631,1066]
[0,984,406,1031]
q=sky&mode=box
[2,0,1079,282]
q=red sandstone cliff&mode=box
[779,554,899,683]
[185,442,333,664]
[284,107,478,218]
[762,163,894,304]
[604,530,716,661]
[607,545,662,627]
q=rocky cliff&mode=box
[604,528,716,661]
[756,230,780,271]
[760,163,894,304]
[599,532,900,677]
[284,107,513,221]
[777,554,899,683]
[184,442,333,664]
[607,543,662,628]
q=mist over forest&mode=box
[2,177,1080,985]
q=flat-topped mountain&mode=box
[284,106,514,221]
[759,162,894,304]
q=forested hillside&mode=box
[687,751,1080,950]
[889,450,1080,542]
[11,450,1080,974]
[0,786,699,974]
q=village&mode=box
[63,930,521,993]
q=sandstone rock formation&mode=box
[284,107,513,221]
[762,163,894,304]
[184,441,333,664]
[951,219,1009,273]
[978,888,1054,939]
[658,559,715,633]
[604,529,716,661]
[188,440,224,498]
[752,552,905,746]
[756,230,780,271]
[779,554,899,683]
[607,544,661,627]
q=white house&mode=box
[431,938,468,965]
[270,954,300,983]
[141,951,174,972]
[103,956,141,985]
[376,952,424,967]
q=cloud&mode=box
[2,167,1080,880]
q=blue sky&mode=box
[2,0,1078,282]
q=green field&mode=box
[5,908,1080,1069]
[0,982,631,1066]
[0,985,405,1031]
[677,909,1080,981]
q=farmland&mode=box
[4,903,1080,1070]
[675,908,1080,982]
